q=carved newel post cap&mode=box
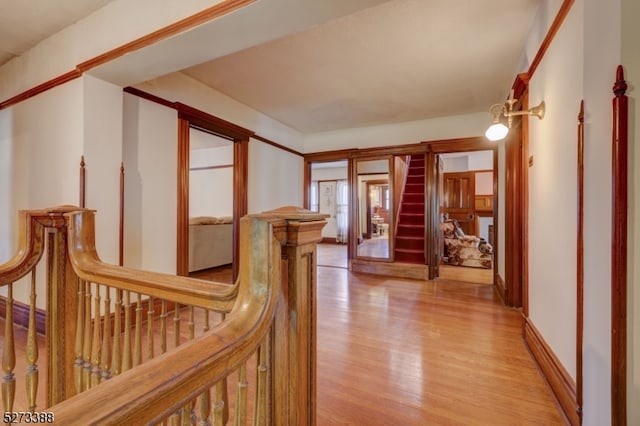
[258,206,329,221]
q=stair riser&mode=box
[406,175,424,184]
[401,204,424,214]
[399,214,424,225]
[397,226,424,237]
[402,194,423,204]
[395,238,424,250]
[394,252,425,264]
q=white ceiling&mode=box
[0,0,116,66]
[181,0,541,133]
[1,0,542,135]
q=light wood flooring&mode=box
[2,264,564,424]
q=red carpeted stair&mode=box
[394,155,425,264]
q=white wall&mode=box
[82,75,124,265]
[0,0,227,102]
[122,94,178,274]
[0,79,84,307]
[135,73,305,153]
[190,144,234,218]
[622,0,640,422]
[582,0,620,423]
[528,0,583,383]
[304,112,488,152]
[248,140,303,213]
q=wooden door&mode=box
[442,171,476,235]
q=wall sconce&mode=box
[485,93,545,141]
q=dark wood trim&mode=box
[320,238,341,245]
[189,164,233,172]
[576,100,584,421]
[423,136,495,153]
[425,151,438,279]
[611,65,628,426]
[495,273,506,304]
[233,139,249,282]
[524,318,579,426]
[76,0,256,72]
[252,134,303,157]
[0,297,46,335]
[303,161,312,209]
[176,118,190,277]
[0,70,82,110]
[528,0,575,78]
[119,162,125,267]
[176,103,254,140]
[0,1,255,109]
[79,155,86,208]
[504,73,529,310]
[305,149,357,163]
[123,86,176,109]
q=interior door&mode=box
[442,171,476,235]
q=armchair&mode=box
[440,219,492,269]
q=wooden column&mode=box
[263,206,327,426]
[611,65,628,426]
[43,207,80,405]
[233,139,249,282]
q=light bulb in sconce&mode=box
[485,122,509,141]
[484,92,545,141]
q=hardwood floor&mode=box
[1,266,565,424]
[317,243,348,268]
[316,267,565,425]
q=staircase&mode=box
[394,155,425,264]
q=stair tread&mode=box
[395,248,425,254]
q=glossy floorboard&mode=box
[1,266,565,425]
[315,267,565,425]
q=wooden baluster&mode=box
[122,291,132,372]
[182,306,196,424]
[26,272,39,411]
[233,364,248,426]
[82,281,92,390]
[198,388,212,426]
[74,279,85,393]
[160,300,168,354]
[111,289,123,377]
[174,303,181,348]
[134,293,143,367]
[217,313,229,424]
[147,297,155,360]
[100,286,112,381]
[254,331,271,426]
[203,308,210,333]
[213,383,225,426]
[188,306,195,340]
[90,283,102,388]
[168,412,181,426]
[198,306,213,424]
[2,284,16,412]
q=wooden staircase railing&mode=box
[0,205,326,425]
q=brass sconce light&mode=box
[485,93,545,141]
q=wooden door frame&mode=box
[176,103,254,281]
[424,138,498,281]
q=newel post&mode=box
[258,206,327,426]
[44,207,80,406]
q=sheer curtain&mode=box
[335,180,348,244]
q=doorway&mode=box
[437,151,495,285]
[187,128,234,283]
[309,160,348,269]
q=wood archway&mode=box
[176,103,253,281]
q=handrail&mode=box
[0,205,327,423]
[0,209,63,285]
[52,214,284,425]
[65,210,238,312]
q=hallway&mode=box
[316,266,565,425]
